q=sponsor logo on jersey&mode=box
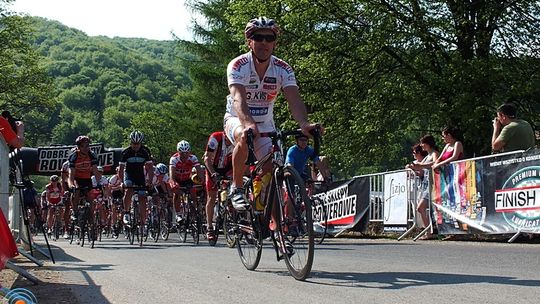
[231,57,249,72]
[246,91,268,100]
[266,91,278,101]
[246,85,258,89]
[287,74,296,82]
[263,77,277,84]
[249,78,257,84]
[263,84,277,90]
[249,107,269,116]
[273,59,293,74]
[207,138,219,150]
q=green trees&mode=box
[182,0,540,177]
[0,4,55,146]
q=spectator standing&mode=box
[433,126,464,170]
[409,135,440,237]
[491,103,535,153]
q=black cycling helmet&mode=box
[75,135,90,145]
[245,17,280,39]
[129,130,144,144]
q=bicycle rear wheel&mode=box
[312,197,328,245]
[159,207,170,241]
[190,203,200,245]
[280,166,314,280]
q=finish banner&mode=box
[312,176,370,234]
[432,149,540,234]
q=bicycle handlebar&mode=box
[245,125,323,166]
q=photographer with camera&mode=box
[1,111,25,220]
[1,111,24,149]
[491,103,535,153]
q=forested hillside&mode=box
[26,17,215,163]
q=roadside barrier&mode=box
[313,149,540,242]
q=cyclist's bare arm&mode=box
[229,84,258,136]
[282,86,322,136]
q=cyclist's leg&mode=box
[139,191,147,227]
[46,203,54,233]
[225,117,247,190]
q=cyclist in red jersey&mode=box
[45,175,64,234]
[203,131,233,242]
[169,140,205,223]
[68,136,98,212]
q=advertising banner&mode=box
[432,150,540,234]
[17,145,123,176]
[383,171,408,227]
[312,176,370,234]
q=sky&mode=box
[9,0,197,41]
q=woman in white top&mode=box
[410,135,439,238]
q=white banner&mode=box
[383,172,408,226]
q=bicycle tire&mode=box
[190,202,200,245]
[222,203,236,248]
[280,166,314,281]
[159,207,170,241]
[151,206,161,242]
[177,203,188,243]
[129,205,137,245]
[312,196,328,245]
[236,182,262,271]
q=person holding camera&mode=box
[0,112,24,149]
[491,103,535,153]
[1,112,25,220]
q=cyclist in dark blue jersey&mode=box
[118,131,153,225]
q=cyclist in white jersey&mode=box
[224,17,320,210]
[91,166,110,226]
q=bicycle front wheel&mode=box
[222,203,237,248]
[280,166,314,280]
[236,207,262,270]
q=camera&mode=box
[1,110,19,133]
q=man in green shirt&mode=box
[491,103,535,153]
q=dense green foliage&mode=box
[181,0,540,177]
[2,0,539,178]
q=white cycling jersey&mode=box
[225,51,298,132]
[152,167,170,186]
[91,175,109,188]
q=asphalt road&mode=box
[38,235,540,304]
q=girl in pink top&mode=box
[433,126,464,170]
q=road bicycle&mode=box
[145,194,161,242]
[208,176,236,247]
[175,185,202,245]
[125,186,148,247]
[235,127,321,280]
[68,187,96,248]
[47,203,65,241]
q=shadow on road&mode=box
[307,271,540,288]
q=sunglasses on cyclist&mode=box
[250,34,277,43]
